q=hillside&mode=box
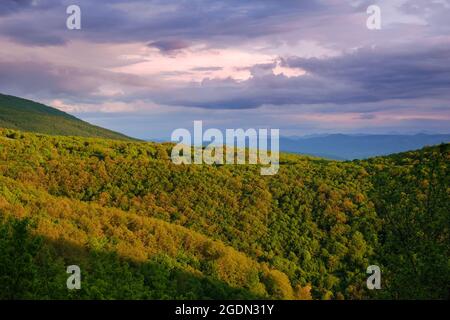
[0,128,448,299]
[0,93,134,140]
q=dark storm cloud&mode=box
[150,44,450,110]
[0,58,156,103]
[190,67,223,72]
[1,0,449,48]
[0,0,69,45]
[0,60,92,96]
[0,0,34,16]
[147,39,191,53]
[358,113,376,120]
[0,19,66,45]
[0,0,325,46]
[282,45,450,102]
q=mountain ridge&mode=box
[0,93,135,141]
[280,133,450,160]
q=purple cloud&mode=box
[0,0,449,138]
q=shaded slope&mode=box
[0,173,302,299]
[0,217,261,299]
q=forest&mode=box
[0,128,448,299]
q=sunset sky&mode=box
[0,0,449,139]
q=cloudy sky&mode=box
[0,0,449,139]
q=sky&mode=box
[0,0,449,140]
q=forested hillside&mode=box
[0,128,448,299]
[0,94,134,140]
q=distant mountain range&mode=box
[280,134,450,160]
[1,93,448,159]
[0,93,134,140]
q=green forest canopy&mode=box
[0,128,448,299]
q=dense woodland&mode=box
[0,128,448,299]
